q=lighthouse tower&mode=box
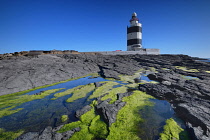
[127,12,142,51]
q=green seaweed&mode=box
[175,66,199,72]
[149,67,158,73]
[101,85,127,104]
[180,75,199,80]
[0,128,24,140]
[66,83,95,102]
[89,115,108,138]
[58,103,108,140]
[125,83,139,88]
[52,85,83,100]
[162,68,170,71]
[70,125,95,140]
[61,115,68,122]
[0,88,63,118]
[160,118,184,140]
[119,72,140,83]
[88,81,119,99]
[80,108,96,124]
[58,121,82,133]
[107,90,155,140]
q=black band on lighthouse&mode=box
[127,39,142,46]
[127,26,142,34]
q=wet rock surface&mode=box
[1,54,210,139]
[96,99,126,126]
[139,71,210,139]
[16,126,80,140]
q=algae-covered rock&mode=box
[61,115,68,122]
[160,118,183,140]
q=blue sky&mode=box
[0,0,210,58]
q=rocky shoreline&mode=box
[1,54,210,139]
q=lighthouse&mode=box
[127,12,142,51]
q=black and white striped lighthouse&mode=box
[127,12,142,51]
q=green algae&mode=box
[89,115,108,138]
[66,83,95,102]
[61,115,68,122]
[80,107,96,124]
[149,67,158,73]
[0,128,24,140]
[70,125,95,140]
[0,88,63,118]
[52,85,83,100]
[0,107,23,119]
[58,121,82,133]
[58,103,108,140]
[175,66,199,72]
[107,90,155,140]
[160,118,184,140]
[119,72,140,83]
[100,86,127,104]
[162,68,170,71]
[88,81,119,100]
[180,75,199,80]
[125,83,139,88]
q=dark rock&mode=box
[38,126,53,140]
[94,82,105,88]
[16,126,80,140]
[61,130,75,140]
[52,133,63,140]
[75,105,92,118]
[96,99,126,126]
[15,132,39,140]
[139,72,210,139]
[117,92,133,100]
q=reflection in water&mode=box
[0,76,106,132]
[0,75,188,139]
[134,71,157,83]
[138,99,175,140]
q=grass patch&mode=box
[107,90,155,140]
[66,83,95,102]
[175,66,199,72]
[58,101,108,140]
[0,128,24,140]
[88,81,119,100]
[101,86,127,104]
[61,115,68,122]
[0,88,63,118]
[160,118,184,140]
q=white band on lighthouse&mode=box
[127,32,142,40]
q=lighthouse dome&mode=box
[132,12,137,17]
